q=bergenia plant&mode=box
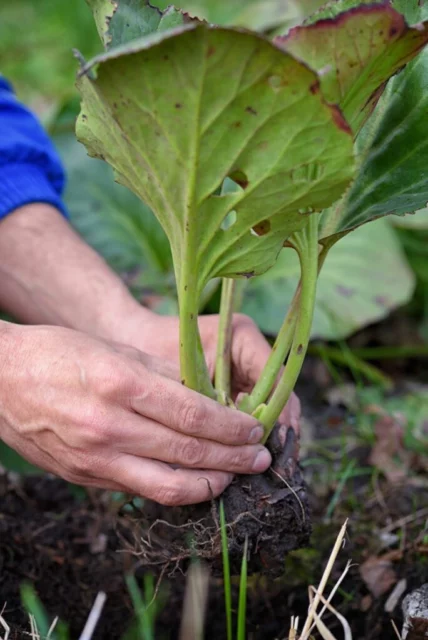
[77,0,428,439]
[75,0,428,568]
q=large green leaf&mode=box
[86,0,191,49]
[319,42,428,243]
[76,24,354,293]
[242,217,414,340]
[276,2,428,134]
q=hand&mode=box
[0,323,271,505]
[127,312,301,433]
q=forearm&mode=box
[0,203,153,341]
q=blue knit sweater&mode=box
[0,77,67,220]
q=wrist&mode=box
[91,287,158,348]
[0,321,22,407]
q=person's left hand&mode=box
[122,311,301,434]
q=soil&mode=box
[132,424,311,578]
[0,361,427,639]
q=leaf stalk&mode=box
[258,215,319,440]
[215,278,237,402]
[178,255,215,398]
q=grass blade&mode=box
[20,583,51,640]
[237,537,248,640]
[219,500,233,640]
[125,574,154,640]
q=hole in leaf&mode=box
[221,210,237,231]
[221,177,244,196]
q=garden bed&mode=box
[1,357,427,639]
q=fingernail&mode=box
[252,448,272,473]
[248,425,264,444]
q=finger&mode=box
[109,455,234,505]
[278,391,301,435]
[231,317,273,391]
[130,371,264,446]
[115,410,272,474]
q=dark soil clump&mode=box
[130,425,311,577]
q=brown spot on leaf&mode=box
[163,54,169,61]
[331,105,352,135]
[297,344,303,355]
[207,45,216,58]
[175,103,182,109]
[310,81,320,95]
[81,114,87,122]
[252,220,271,236]
[337,285,355,298]
[233,121,242,128]
[246,106,257,116]
[238,271,255,279]
[229,170,249,189]
[363,81,388,118]
[190,313,194,320]
[375,295,388,308]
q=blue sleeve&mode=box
[0,77,68,220]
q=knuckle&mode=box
[91,358,129,398]
[180,437,206,467]
[66,452,95,477]
[77,405,113,447]
[178,398,205,435]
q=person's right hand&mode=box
[0,322,271,505]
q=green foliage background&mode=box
[0,0,427,339]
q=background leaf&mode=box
[320,44,428,243]
[242,218,414,340]
[391,207,428,230]
[276,3,428,134]
[151,0,326,31]
[55,130,172,276]
[0,0,100,109]
[86,0,192,50]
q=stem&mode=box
[239,283,300,414]
[215,278,236,401]
[179,258,215,399]
[240,232,332,415]
[259,215,319,440]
